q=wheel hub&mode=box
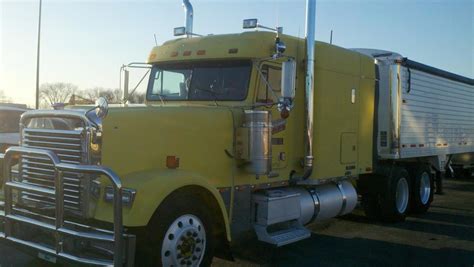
[395,177,409,214]
[161,214,206,267]
[419,172,431,205]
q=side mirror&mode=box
[95,97,109,119]
[278,59,296,118]
[281,59,296,99]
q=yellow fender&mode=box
[93,168,231,241]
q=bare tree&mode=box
[40,82,77,107]
[79,87,122,104]
[128,92,146,104]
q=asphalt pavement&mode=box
[1,177,473,267]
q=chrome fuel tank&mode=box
[238,110,272,175]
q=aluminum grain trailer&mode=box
[355,49,474,220]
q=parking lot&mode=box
[1,177,473,267]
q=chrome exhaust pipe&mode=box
[182,0,194,37]
[301,0,316,179]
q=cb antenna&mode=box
[154,34,158,46]
[330,30,333,44]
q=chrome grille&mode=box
[20,128,87,214]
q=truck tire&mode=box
[409,165,434,214]
[379,167,410,222]
[136,194,215,267]
[361,193,381,220]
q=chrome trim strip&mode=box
[309,189,320,223]
[5,181,55,196]
[1,146,126,266]
[336,182,347,216]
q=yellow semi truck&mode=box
[1,0,473,266]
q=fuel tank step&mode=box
[252,189,311,246]
[254,224,311,247]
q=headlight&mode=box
[104,186,137,207]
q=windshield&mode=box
[147,61,251,101]
[0,110,23,133]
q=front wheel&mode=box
[161,214,208,266]
[136,195,215,267]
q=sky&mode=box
[0,0,473,106]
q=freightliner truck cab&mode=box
[4,0,472,266]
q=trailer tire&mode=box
[409,165,434,214]
[136,194,215,267]
[379,167,410,222]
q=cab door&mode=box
[255,62,288,170]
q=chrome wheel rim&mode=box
[419,172,431,205]
[161,214,206,267]
[395,177,409,213]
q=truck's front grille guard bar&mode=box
[1,146,123,267]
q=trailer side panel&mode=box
[399,67,474,158]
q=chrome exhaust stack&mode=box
[300,0,317,179]
[182,0,194,37]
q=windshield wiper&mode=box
[193,87,220,106]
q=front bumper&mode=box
[0,147,135,266]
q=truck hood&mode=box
[100,105,237,186]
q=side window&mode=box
[162,71,186,98]
[151,70,188,99]
[256,65,282,103]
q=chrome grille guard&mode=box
[0,147,134,266]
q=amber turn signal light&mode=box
[166,156,180,169]
[280,109,290,119]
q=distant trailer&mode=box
[354,49,474,171]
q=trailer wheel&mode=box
[379,167,410,222]
[409,166,434,214]
[136,194,215,267]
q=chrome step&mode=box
[254,223,311,247]
[252,189,311,246]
